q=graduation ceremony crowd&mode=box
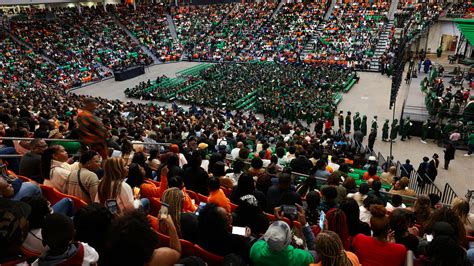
[125,62,358,122]
[1,0,394,95]
[1,80,474,266]
[2,1,474,266]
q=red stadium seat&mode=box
[194,244,224,266]
[17,175,33,183]
[155,230,170,247]
[149,197,162,217]
[197,193,208,203]
[39,184,87,210]
[221,186,231,197]
[180,239,195,257]
[147,215,158,231]
[186,190,199,205]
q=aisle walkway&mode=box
[340,72,473,199]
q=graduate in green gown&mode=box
[345,111,352,133]
[382,119,389,141]
[390,119,399,142]
[361,115,368,137]
[353,112,361,131]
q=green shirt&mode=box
[469,133,474,146]
[250,240,314,266]
[51,141,81,155]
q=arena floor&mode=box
[72,61,474,199]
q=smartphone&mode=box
[195,202,207,216]
[319,211,326,229]
[426,234,433,242]
[159,203,170,219]
[232,226,247,236]
[281,204,298,216]
[106,199,118,215]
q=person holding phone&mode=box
[96,158,146,215]
[197,203,251,260]
[250,207,314,266]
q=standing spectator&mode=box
[77,98,109,159]
[443,142,455,170]
[428,153,439,182]
[401,159,414,178]
[417,156,430,187]
[368,129,376,152]
[19,138,48,183]
[464,131,474,156]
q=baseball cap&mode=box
[263,221,292,252]
[198,143,208,150]
[368,156,377,161]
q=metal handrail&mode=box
[0,137,171,146]
[441,183,459,205]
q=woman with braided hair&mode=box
[312,230,359,266]
[158,187,198,243]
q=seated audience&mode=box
[352,205,407,266]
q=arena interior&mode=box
[1,0,474,265]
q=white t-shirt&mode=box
[359,206,371,225]
[94,181,134,215]
[385,202,406,212]
[231,148,241,160]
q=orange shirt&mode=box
[140,175,168,199]
[363,172,380,181]
[182,188,197,212]
[310,250,360,266]
[208,188,231,213]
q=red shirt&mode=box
[352,234,407,266]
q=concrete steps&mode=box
[166,13,178,41]
[112,14,160,65]
[270,0,285,21]
[369,21,394,71]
